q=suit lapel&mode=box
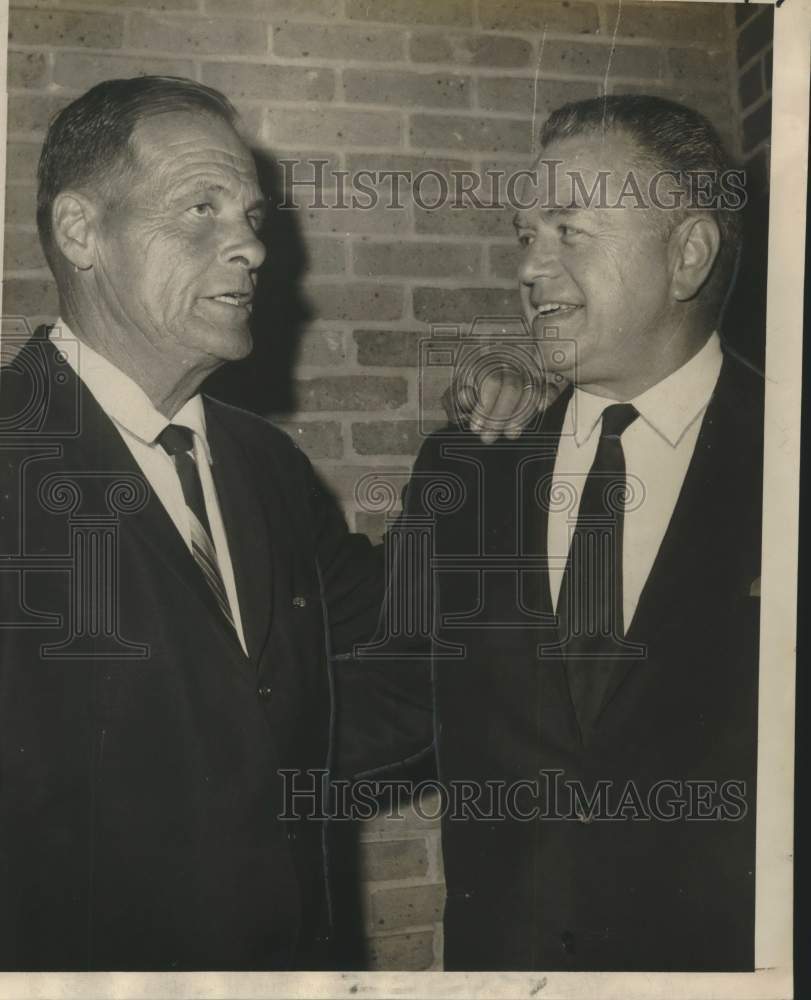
[204,399,274,666]
[34,330,249,651]
[590,356,752,728]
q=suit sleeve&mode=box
[324,436,453,781]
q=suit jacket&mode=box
[0,327,400,971]
[336,349,763,972]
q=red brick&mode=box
[202,62,335,103]
[604,2,728,44]
[354,330,423,367]
[488,243,520,280]
[272,151,342,190]
[297,327,348,366]
[127,13,266,56]
[265,107,401,148]
[205,0,340,15]
[3,186,38,227]
[537,40,662,79]
[270,419,343,459]
[299,203,411,238]
[354,416,444,452]
[7,51,48,89]
[353,240,480,279]
[414,201,512,239]
[2,278,59,318]
[413,285,520,323]
[347,0,473,27]
[367,930,435,971]
[361,794,443,833]
[306,238,346,275]
[3,230,47,272]
[355,511,388,543]
[667,47,731,88]
[295,376,407,411]
[367,883,445,932]
[305,283,404,322]
[409,32,532,68]
[737,8,774,66]
[320,463,411,506]
[273,22,405,62]
[736,4,761,26]
[4,143,41,183]
[477,77,597,115]
[53,53,195,93]
[66,0,197,7]
[7,94,65,135]
[742,99,771,153]
[738,62,763,111]
[742,145,769,196]
[410,114,531,155]
[343,70,471,109]
[9,8,123,48]
[359,838,429,880]
[345,152,473,178]
[479,0,599,33]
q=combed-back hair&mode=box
[539,94,743,317]
[37,75,239,268]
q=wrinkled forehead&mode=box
[129,110,260,192]
[515,130,648,211]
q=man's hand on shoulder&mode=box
[443,363,568,444]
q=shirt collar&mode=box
[570,333,724,448]
[50,319,211,462]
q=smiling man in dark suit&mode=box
[337,94,763,971]
[0,76,439,971]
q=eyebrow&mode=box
[173,179,267,214]
[512,206,580,228]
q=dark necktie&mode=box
[556,403,639,735]
[157,424,236,632]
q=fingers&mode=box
[470,370,525,443]
[473,373,570,443]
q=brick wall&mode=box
[735,3,772,184]
[3,0,754,971]
[725,2,772,365]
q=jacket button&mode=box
[257,686,272,700]
[292,596,307,608]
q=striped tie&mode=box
[157,424,236,632]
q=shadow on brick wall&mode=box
[722,152,770,371]
[204,148,311,415]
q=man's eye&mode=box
[558,224,581,238]
[189,203,214,217]
[247,212,264,232]
[517,233,534,247]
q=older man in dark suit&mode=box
[0,76,438,971]
[337,95,763,972]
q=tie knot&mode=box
[157,423,195,457]
[600,403,638,440]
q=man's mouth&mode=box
[532,302,581,317]
[207,291,253,309]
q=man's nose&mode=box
[222,222,266,271]
[518,232,560,286]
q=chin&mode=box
[207,323,254,362]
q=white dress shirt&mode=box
[548,333,724,633]
[52,321,248,654]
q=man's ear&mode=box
[51,191,98,271]
[669,214,721,302]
